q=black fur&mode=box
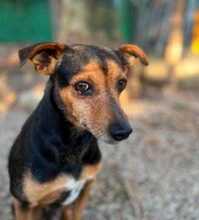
[8,80,101,203]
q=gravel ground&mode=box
[0,90,199,220]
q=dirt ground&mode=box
[0,85,199,220]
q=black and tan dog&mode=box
[8,42,148,220]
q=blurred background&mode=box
[0,0,199,220]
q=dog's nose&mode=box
[109,122,133,141]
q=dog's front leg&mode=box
[13,199,41,220]
[62,205,74,220]
[63,180,94,220]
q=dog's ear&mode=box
[18,42,68,75]
[118,44,149,66]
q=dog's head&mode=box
[19,42,148,143]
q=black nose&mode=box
[109,122,133,141]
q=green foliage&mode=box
[0,0,53,42]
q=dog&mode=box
[8,42,148,220]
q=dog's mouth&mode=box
[80,125,115,144]
[80,121,133,144]
[97,132,132,145]
[98,135,119,145]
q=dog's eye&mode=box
[74,81,93,96]
[117,79,127,92]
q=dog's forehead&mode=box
[56,45,124,86]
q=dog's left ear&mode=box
[18,42,68,75]
[118,44,149,66]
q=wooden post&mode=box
[164,0,186,83]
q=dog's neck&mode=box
[33,79,97,163]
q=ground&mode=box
[0,86,199,220]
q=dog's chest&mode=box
[62,178,86,205]
[62,163,101,205]
[24,163,101,207]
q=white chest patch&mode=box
[62,178,87,205]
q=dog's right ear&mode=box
[18,42,69,75]
[119,44,149,66]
